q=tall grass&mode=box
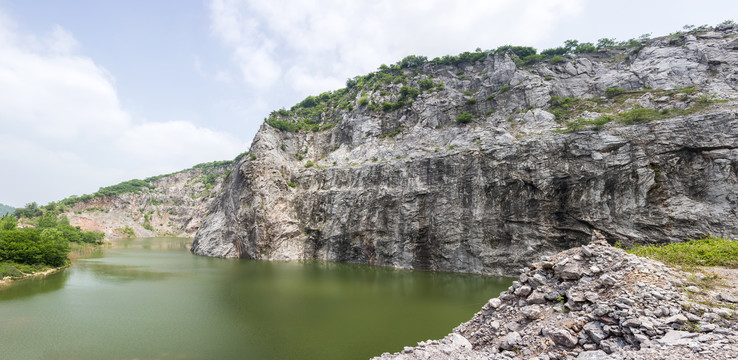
[626,236,738,268]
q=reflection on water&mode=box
[0,270,69,301]
[0,237,512,360]
[82,262,175,283]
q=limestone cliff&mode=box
[193,25,738,275]
[63,163,230,239]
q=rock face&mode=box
[193,26,738,275]
[63,165,229,239]
[372,232,738,359]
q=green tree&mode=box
[1,216,17,230]
[397,55,428,68]
[58,215,70,227]
[596,38,616,49]
[37,213,58,228]
[13,202,42,219]
[39,228,69,267]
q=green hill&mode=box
[0,203,14,216]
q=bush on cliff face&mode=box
[456,112,474,124]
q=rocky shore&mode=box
[373,232,738,359]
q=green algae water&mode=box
[0,238,511,360]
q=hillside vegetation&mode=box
[0,203,13,217]
[0,214,103,278]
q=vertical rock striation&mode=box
[193,26,738,275]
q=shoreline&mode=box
[373,236,738,359]
[0,242,107,290]
[0,264,69,289]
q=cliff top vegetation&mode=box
[264,21,735,134]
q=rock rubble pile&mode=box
[374,232,738,359]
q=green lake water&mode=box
[0,237,511,360]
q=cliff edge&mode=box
[193,25,738,275]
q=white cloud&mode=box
[234,43,281,88]
[0,13,246,206]
[47,25,79,54]
[214,70,233,84]
[209,0,584,98]
[285,65,344,96]
[115,121,244,168]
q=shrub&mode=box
[465,98,477,105]
[518,54,545,66]
[456,112,474,124]
[319,123,335,131]
[497,85,511,93]
[418,78,434,90]
[605,87,628,98]
[382,101,398,111]
[549,55,565,64]
[358,96,369,106]
[1,216,17,230]
[266,119,302,132]
[287,182,296,188]
[399,86,420,100]
[495,45,537,58]
[572,42,596,53]
[597,38,617,49]
[397,55,428,68]
[696,94,716,104]
[617,107,660,124]
[304,160,314,168]
[380,127,404,138]
[560,115,613,132]
[0,228,70,267]
[541,47,568,56]
[297,95,317,108]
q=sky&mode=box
[1,0,737,208]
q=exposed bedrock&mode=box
[193,27,738,275]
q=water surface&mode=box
[0,237,511,359]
